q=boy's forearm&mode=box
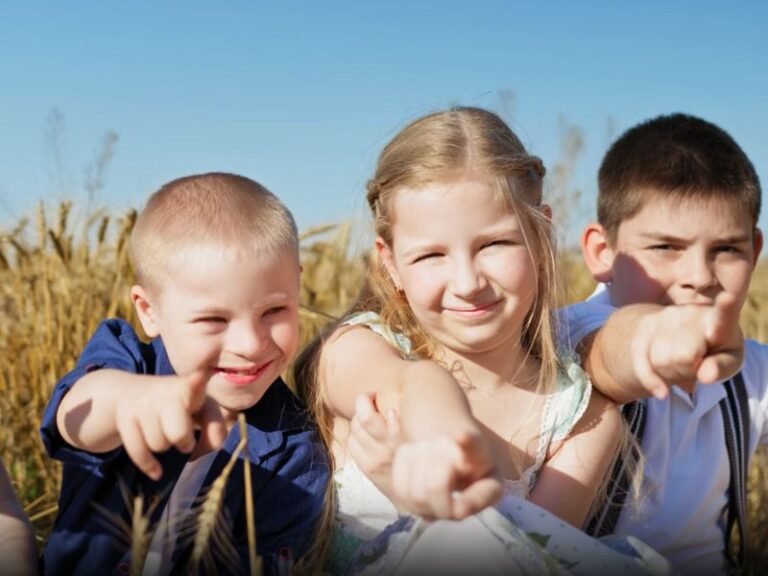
[584,304,662,404]
[56,369,140,453]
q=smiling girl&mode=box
[296,107,671,575]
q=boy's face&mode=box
[132,244,300,421]
[583,193,763,308]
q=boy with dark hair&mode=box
[566,113,766,575]
[40,173,329,575]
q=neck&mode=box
[436,337,539,396]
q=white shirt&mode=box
[561,286,768,576]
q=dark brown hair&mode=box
[598,113,761,239]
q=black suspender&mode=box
[585,373,750,570]
[720,372,750,569]
[585,400,647,537]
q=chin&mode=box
[217,388,271,414]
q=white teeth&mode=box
[220,367,257,375]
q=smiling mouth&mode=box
[216,360,273,385]
[218,365,265,375]
[446,300,501,315]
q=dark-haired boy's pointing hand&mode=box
[587,292,744,403]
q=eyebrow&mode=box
[400,242,443,260]
[638,231,752,244]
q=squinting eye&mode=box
[715,245,740,254]
[649,244,673,251]
[264,306,287,316]
[483,240,512,249]
[194,317,227,324]
[412,253,441,264]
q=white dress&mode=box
[326,312,675,576]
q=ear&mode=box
[374,237,403,290]
[537,203,553,221]
[752,228,764,266]
[580,223,616,283]
[131,285,161,338]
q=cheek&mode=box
[164,333,217,374]
[609,257,669,306]
[493,252,535,290]
[721,262,754,297]
[271,317,300,358]
[401,268,444,307]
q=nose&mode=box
[679,250,717,293]
[228,320,269,358]
[449,256,486,298]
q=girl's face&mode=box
[377,175,539,359]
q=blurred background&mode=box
[1,1,766,572]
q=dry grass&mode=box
[1,202,766,572]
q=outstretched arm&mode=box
[583,292,744,404]
[320,326,502,519]
[56,370,227,480]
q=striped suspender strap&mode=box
[585,400,647,537]
[719,372,750,569]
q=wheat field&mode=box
[1,203,766,573]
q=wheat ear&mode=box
[189,436,246,571]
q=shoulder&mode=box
[744,339,768,376]
[320,313,415,380]
[741,340,768,398]
[339,311,414,358]
[741,340,768,433]
[77,318,159,373]
[557,293,617,352]
[316,311,418,419]
[89,317,140,349]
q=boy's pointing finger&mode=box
[705,291,741,346]
[179,370,211,414]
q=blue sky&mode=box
[1,1,767,246]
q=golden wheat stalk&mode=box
[189,436,247,572]
[239,414,262,576]
[130,494,152,576]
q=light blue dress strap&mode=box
[546,353,593,443]
[342,311,416,360]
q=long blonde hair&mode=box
[294,106,563,565]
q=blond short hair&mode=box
[130,172,298,291]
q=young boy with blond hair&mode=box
[40,173,329,575]
[564,113,767,575]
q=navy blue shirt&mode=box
[40,319,329,576]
